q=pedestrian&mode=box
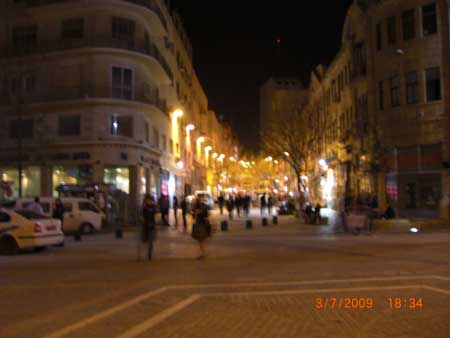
[268,194,274,215]
[314,202,322,224]
[173,195,179,226]
[191,194,211,259]
[305,202,313,224]
[181,195,188,230]
[226,195,235,220]
[27,197,44,215]
[218,194,225,215]
[52,198,65,229]
[235,194,242,218]
[260,194,266,215]
[142,194,157,260]
[158,194,169,225]
[244,194,251,216]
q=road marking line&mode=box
[113,294,202,338]
[204,285,424,297]
[165,275,436,290]
[42,287,168,338]
[423,285,450,296]
[41,275,450,338]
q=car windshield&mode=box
[16,210,50,220]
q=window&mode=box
[376,23,382,51]
[406,71,419,104]
[112,67,132,100]
[422,3,437,36]
[153,127,159,148]
[112,17,135,44]
[426,67,441,101]
[162,134,167,152]
[59,115,80,136]
[378,80,384,110]
[402,9,416,40]
[111,116,133,137]
[9,119,33,139]
[387,16,397,45]
[390,75,400,107]
[61,18,84,40]
[12,24,37,51]
[79,202,100,213]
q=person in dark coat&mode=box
[314,202,322,224]
[235,194,242,218]
[218,194,225,215]
[173,196,179,226]
[226,195,235,220]
[158,194,170,225]
[191,194,211,259]
[142,194,157,260]
[180,195,188,230]
[52,198,65,230]
[260,194,266,215]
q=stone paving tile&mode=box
[138,289,450,338]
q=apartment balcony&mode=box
[19,0,168,32]
[0,37,173,83]
[0,85,169,115]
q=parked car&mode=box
[9,197,105,234]
[0,209,64,254]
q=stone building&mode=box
[0,0,234,223]
[302,0,450,220]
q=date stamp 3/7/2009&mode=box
[315,297,424,310]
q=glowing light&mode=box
[176,161,184,169]
[319,159,326,167]
[186,124,195,132]
[172,109,184,118]
[274,160,279,164]
[410,227,419,233]
[205,146,212,152]
[284,152,290,157]
[197,136,205,143]
[212,152,218,158]
[284,176,289,181]
[273,189,279,194]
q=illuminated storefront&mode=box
[52,165,93,197]
[104,167,130,194]
[0,166,41,198]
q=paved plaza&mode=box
[2,210,450,338]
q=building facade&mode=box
[301,0,450,220]
[0,0,234,224]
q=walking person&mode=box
[158,194,169,225]
[226,195,235,220]
[181,195,188,231]
[52,198,65,230]
[142,194,157,260]
[218,194,225,215]
[268,194,274,216]
[235,194,242,218]
[173,195,179,226]
[260,194,266,216]
[191,194,211,259]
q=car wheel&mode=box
[80,223,94,234]
[0,236,18,255]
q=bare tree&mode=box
[261,105,312,194]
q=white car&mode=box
[0,209,64,254]
[12,197,105,234]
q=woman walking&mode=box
[191,194,211,259]
[142,194,157,260]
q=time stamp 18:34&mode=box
[315,297,424,310]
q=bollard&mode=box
[272,216,278,225]
[262,218,268,227]
[246,220,253,229]
[115,228,123,239]
[74,231,82,241]
[221,220,229,232]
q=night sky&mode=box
[169,1,354,151]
